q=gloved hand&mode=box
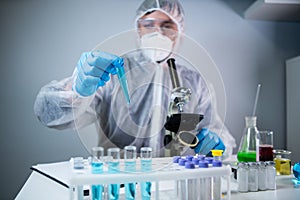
[74,50,124,97]
[194,128,225,156]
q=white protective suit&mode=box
[34,0,236,157]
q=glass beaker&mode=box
[273,149,292,175]
[237,116,260,162]
[259,130,273,161]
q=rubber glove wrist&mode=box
[194,128,225,156]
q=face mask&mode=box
[140,32,174,63]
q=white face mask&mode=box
[140,32,174,63]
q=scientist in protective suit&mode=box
[34,0,236,157]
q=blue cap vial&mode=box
[178,158,187,166]
[192,158,200,165]
[173,156,181,163]
[185,162,195,169]
[197,155,206,161]
[186,155,194,162]
[198,161,209,168]
[212,160,222,167]
[205,157,214,164]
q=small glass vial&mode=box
[107,148,120,200]
[91,147,104,200]
[124,146,137,200]
[266,161,276,190]
[73,157,84,170]
[140,147,152,200]
[185,162,197,200]
[257,162,267,191]
[198,161,212,200]
[237,162,248,193]
[248,162,258,192]
[212,160,222,200]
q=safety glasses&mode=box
[137,18,178,40]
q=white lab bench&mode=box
[15,158,300,200]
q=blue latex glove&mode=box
[194,128,225,156]
[74,50,124,97]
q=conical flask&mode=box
[237,116,260,162]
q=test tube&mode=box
[107,148,120,200]
[185,162,197,200]
[91,147,104,200]
[198,161,212,200]
[140,147,152,200]
[124,146,137,200]
[212,160,222,200]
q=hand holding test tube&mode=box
[74,50,130,104]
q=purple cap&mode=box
[212,160,222,167]
[198,161,209,168]
[186,155,194,162]
[185,162,195,169]
[197,155,206,161]
[205,157,214,164]
[192,158,200,165]
[173,156,181,163]
[178,158,187,166]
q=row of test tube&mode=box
[172,150,224,200]
[74,146,152,200]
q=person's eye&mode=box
[140,19,154,28]
[161,22,176,30]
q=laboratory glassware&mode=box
[273,149,292,175]
[91,146,104,200]
[237,116,260,162]
[107,147,120,200]
[140,147,152,200]
[124,146,137,200]
[248,162,258,192]
[257,162,267,191]
[266,161,276,190]
[237,162,249,192]
[259,130,274,161]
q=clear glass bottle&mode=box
[140,147,152,200]
[237,116,260,162]
[237,162,249,192]
[266,161,276,190]
[257,162,267,191]
[248,162,258,192]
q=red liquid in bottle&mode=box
[259,145,273,161]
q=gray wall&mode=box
[1,0,300,199]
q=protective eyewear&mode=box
[138,18,178,40]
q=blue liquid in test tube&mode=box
[91,147,104,200]
[124,146,137,200]
[140,147,152,200]
[107,147,121,200]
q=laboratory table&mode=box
[16,159,300,200]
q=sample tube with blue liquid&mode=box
[107,147,120,200]
[124,146,137,200]
[140,147,152,200]
[91,147,104,200]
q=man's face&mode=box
[137,10,179,42]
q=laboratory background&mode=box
[1,0,300,199]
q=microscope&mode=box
[163,58,204,157]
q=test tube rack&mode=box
[68,157,231,200]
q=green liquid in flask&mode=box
[237,151,256,162]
